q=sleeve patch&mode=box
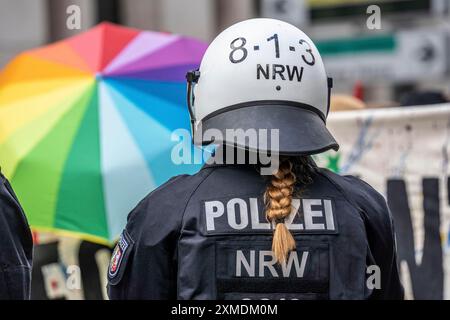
[108,229,134,285]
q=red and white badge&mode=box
[108,230,130,279]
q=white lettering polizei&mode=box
[204,198,336,232]
[284,199,304,230]
[204,201,224,231]
[250,198,270,229]
[323,199,335,231]
[303,199,325,230]
[227,198,248,230]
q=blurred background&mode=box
[1,0,450,106]
[1,0,450,300]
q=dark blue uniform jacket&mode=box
[107,162,404,300]
[0,172,33,299]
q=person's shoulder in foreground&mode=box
[316,167,404,299]
[0,171,33,300]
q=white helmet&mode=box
[186,18,338,155]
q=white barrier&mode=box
[316,103,450,299]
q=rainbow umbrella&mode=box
[0,22,207,244]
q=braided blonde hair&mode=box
[264,158,297,264]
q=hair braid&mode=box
[264,158,297,264]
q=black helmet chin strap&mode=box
[326,77,333,118]
[186,69,201,144]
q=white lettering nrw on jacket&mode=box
[236,250,309,278]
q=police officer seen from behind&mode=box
[0,170,33,299]
[107,19,404,300]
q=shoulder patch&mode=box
[108,229,134,285]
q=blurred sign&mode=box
[316,104,450,299]
[261,0,436,22]
[261,0,309,26]
[308,0,433,20]
[308,0,385,5]
[31,233,112,300]
[318,28,450,83]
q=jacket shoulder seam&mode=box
[316,169,365,215]
[177,167,216,237]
